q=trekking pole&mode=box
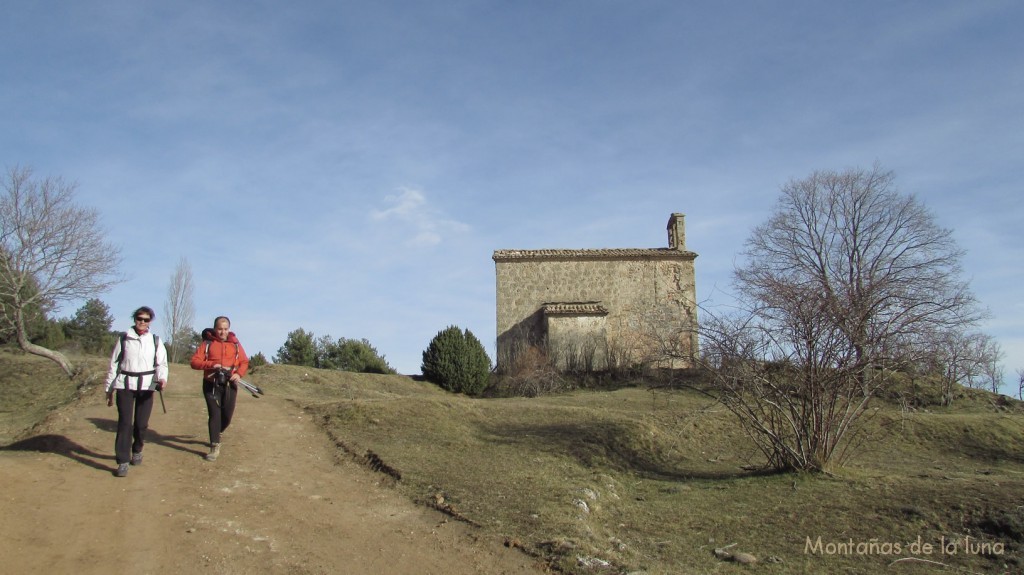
[157,384,167,413]
[237,378,264,398]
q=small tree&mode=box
[180,328,202,362]
[314,334,335,368]
[981,338,1005,395]
[927,330,1002,403]
[37,318,66,350]
[321,337,396,374]
[421,326,492,395]
[275,328,317,367]
[64,298,114,354]
[249,351,269,369]
[0,166,123,375]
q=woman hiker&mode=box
[104,306,169,478]
[190,316,249,462]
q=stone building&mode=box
[492,213,698,372]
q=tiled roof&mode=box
[542,302,608,315]
[492,247,697,261]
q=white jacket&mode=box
[104,328,169,392]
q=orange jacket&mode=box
[190,331,250,381]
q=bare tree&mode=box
[1018,368,1024,400]
[163,256,195,363]
[0,166,123,375]
[701,165,983,472]
[927,330,998,404]
[981,338,1005,395]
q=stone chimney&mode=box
[667,213,686,251]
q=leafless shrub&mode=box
[492,344,571,397]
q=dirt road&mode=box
[0,376,547,574]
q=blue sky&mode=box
[2,1,1022,389]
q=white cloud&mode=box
[370,187,470,247]
[371,187,427,220]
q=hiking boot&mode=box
[115,463,129,477]
[205,443,221,462]
[130,452,143,466]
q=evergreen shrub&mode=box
[421,325,492,395]
[249,352,269,369]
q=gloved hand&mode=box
[156,380,165,392]
[106,391,114,407]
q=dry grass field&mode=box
[4,347,1024,574]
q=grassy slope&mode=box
[0,349,107,442]
[4,352,1023,574]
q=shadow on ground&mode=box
[2,433,114,472]
[1,417,210,472]
[478,420,771,481]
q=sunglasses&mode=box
[135,317,152,323]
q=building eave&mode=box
[493,248,698,262]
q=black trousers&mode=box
[203,380,237,445]
[114,389,155,464]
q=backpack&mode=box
[115,332,160,391]
[203,338,240,368]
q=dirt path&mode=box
[0,376,547,574]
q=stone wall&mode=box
[493,213,698,372]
